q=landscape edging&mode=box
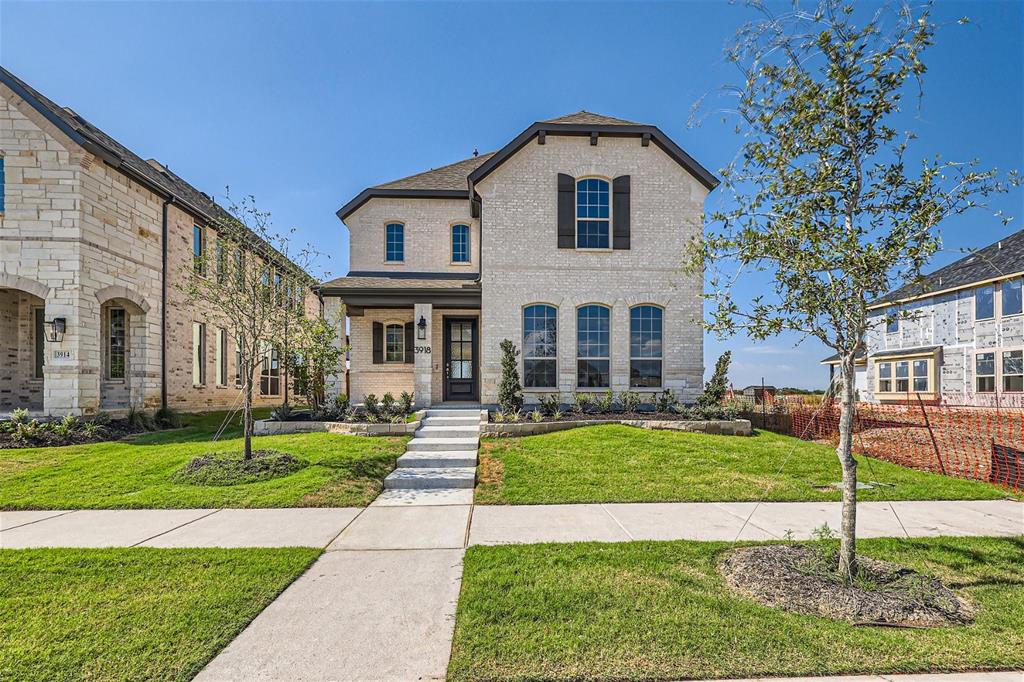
[481,418,752,438]
[254,409,426,436]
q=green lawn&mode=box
[448,536,1024,681]
[0,547,320,682]
[0,410,408,509]
[477,425,1018,504]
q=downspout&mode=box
[160,198,171,410]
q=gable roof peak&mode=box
[542,111,646,126]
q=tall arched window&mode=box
[385,323,405,362]
[630,305,663,388]
[576,178,610,249]
[577,304,610,387]
[451,224,471,263]
[523,304,557,388]
[385,223,404,262]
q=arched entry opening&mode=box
[0,286,47,413]
[96,287,150,411]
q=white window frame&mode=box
[384,322,405,363]
[522,303,558,390]
[877,361,893,393]
[192,322,206,386]
[975,352,996,393]
[574,177,612,250]
[1001,349,1023,393]
[629,304,664,389]
[216,328,228,387]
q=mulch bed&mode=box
[718,544,974,627]
[0,419,149,449]
[172,449,308,486]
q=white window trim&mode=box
[629,304,664,389]
[384,221,405,264]
[384,321,405,363]
[216,328,228,387]
[999,278,1023,318]
[192,322,206,387]
[1001,348,1024,393]
[522,303,558,391]
[576,303,611,389]
[974,350,996,394]
[874,354,936,396]
[574,176,613,251]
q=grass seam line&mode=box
[130,508,223,547]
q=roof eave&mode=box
[467,122,720,191]
[336,188,470,223]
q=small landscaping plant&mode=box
[0,406,169,449]
[538,393,560,416]
[571,392,590,415]
[618,390,642,413]
[270,403,294,422]
[171,449,308,486]
[497,339,524,414]
[363,394,382,423]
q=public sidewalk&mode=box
[1,498,1019,548]
[701,674,1021,682]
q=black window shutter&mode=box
[613,175,631,250]
[557,173,575,249]
[404,322,414,363]
[372,322,383,364]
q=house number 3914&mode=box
[414,346,431,354]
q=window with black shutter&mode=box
[557,173,575,248]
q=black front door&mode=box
[443,317,478,402]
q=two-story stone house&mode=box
[860,228,1024,406]
[0,67,313,416]
[320,112,718,407]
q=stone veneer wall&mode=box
[1,85,312,415]
[475,135,708,405]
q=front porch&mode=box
[319,272,482,408]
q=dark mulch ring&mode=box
[718,544,975,628]
[171,449,308,486]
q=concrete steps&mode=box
[397,450,478,468]
[383,466,476,490]
[382,408,482,495]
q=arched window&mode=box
[385,223,404,262]
[630,305,663,388]
[451,224,471,263]
[385,323,405,362]
[577,304,610,387]
[523,304,557,388]
[576,178,610,249]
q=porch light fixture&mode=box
[44,317,66,343]
[417,315,427,340]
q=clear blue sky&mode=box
[3,1,1021,390]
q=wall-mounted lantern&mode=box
[417,315,427,340]
[44,317,66,343]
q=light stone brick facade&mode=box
[331,118,711,407]
[0,79,313,416]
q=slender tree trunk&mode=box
[836,352,858,581]
[242,368,254,460]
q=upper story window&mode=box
[1002,279,1022,316]
[976,285,994,320]
[451,224,471,263]
[523,304,557,388]
[885,307,899,334]
[630,305,663,388]
[577,304,610,387]
[385,223,404,262]
[193,225,206,275]
[576,178,610,249]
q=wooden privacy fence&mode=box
[743,397,1024,490]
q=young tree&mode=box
[691,1,1017,580]
[698,350,732,407]
[179,194,319,459]
[290,313,348,416]
[497,339,524,414]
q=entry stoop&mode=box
[383,409,481,494]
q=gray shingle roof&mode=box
[374,152,496,191]
[0,66,308,278]
[543,111,645,126]
[874,228,1024,305]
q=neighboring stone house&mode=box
[320,112,717,407]
[0,67,313,416]
[859,228,1024,406]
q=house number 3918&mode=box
[414,346,431,354]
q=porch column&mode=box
[413,302,433,408]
